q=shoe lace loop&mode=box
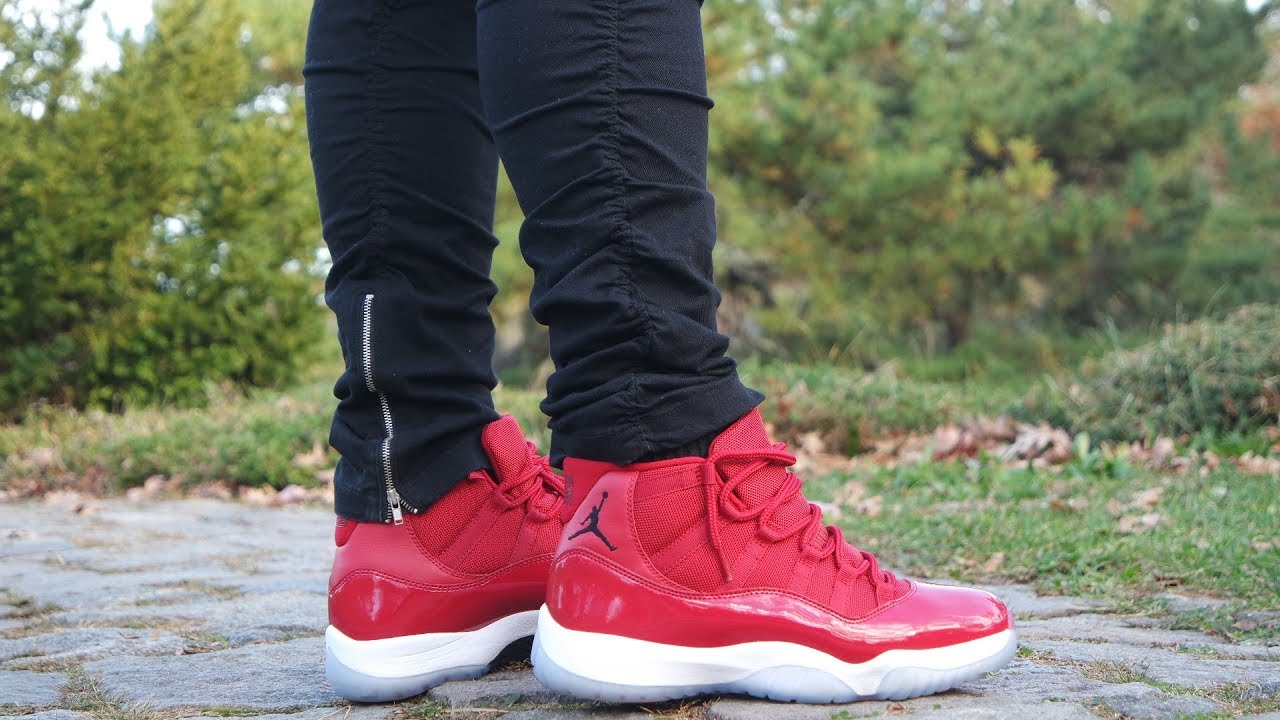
[702,442,892,587]
[502,441,566,518]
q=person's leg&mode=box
[306,0,503,522]
[476,0,762,468]
[305,0,567,703]
[476,0,1016,704]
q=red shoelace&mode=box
[702,442,894,589]
[500,441,566,519]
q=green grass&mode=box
[60,667,161,720]
[2,348,1277,644]
[811,457,1279,640]
[199,708,263,717]
[737,359,1020,454]
[1022,305,1280,440]
[7,308,1275,494]
[2,360,1009,494]
[0,368,546,495]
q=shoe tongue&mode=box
[711,410,823,548]
[482,416,561,513]
[481,416,533,486]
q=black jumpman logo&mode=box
[568,491,617,551]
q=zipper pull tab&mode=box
[387,488,404,525]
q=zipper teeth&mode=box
[361,294,414,521]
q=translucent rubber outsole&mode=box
[325,611,538,703]
[531,609,1018,704]
[325,653,490,704]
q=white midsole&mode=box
[536,605,1015,696]
[326,610,538,679]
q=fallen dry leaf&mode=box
[292,442,330,469]
[797,431,825,456]
[1202,450,1221,471]
[981,551,1007,574]
[189,481,234,500]
[276,484,311,504]
[1236,451,1280,476]
[23,447,60,472]
[812,500,842,521]
[854,495,884,518]
[932,424,970,460]
[1150,437,1176,467]
[833,480,868,508]
[1117,512,1164,534]
[1129,486,1164,511]
[238,485,279,506]
[125,474,187,502]
[1003,423,1073,463]
[966,415,1018,443]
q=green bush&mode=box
[0,391,331,492]
[703,0,1272,359]
[1174,117,1280,313]
[739,360,1018,453]
[0,367,549,493]
[0,0,324,418]
[1025,304,1280,440]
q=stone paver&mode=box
[499,707,655,712]
[0,628,188,667]
[1025,639,1280,688]
[703,657,1243,720]
[971,583,1102,619]
[84,637,338,709]
[432,668,578,707]
[1100,689,1220,719]
[193,707,396,720]
[0,712,90,720]
[1,497,1276,719]
[1020,613,1280,661]
[0,669,66,705]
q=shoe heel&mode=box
[325,610,538,703]
[326,645,489,703]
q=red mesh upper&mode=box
[408,415,565,575]
[628,409,909,615]
[746,534,804,590]
[416,473,493,556]
[531,514,563,556]
[806,554,839,606]
[634,474,703,549]
[454,504,523,573]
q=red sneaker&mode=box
[533,409,1016,703]
[325,416,565,702]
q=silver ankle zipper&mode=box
[361,293,411,524]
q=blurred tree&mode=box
[704,0,1272,357]
[1175,111,1280,313]
[2,0,1274,408]
[0,0,323,416]
[234,0,309,85]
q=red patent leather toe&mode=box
[861,580,1012,650]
